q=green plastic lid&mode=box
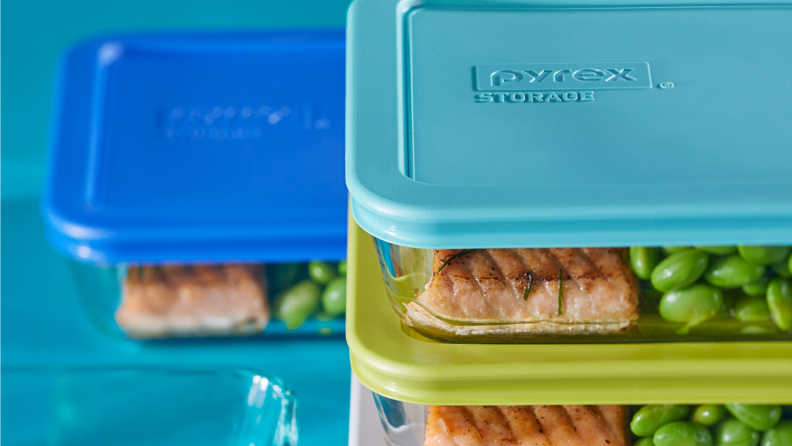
[347,220,792,405]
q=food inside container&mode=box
[347,0,792,343]
[79,260,347,339]
[375,242,792,341]
[43,30,347,339]
[373,393,792,446]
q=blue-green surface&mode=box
[2,1,353,445]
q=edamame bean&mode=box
[693,405,727,427]
[632,405,692,437]
[308,260,337,285]
[788,253,792,276]
[274,280,322,329]
[338,260,348,275]
[636,438,657,446]
[632,247,662,280]
[664,246,693,255]
[321,276,347,317]
[766,278,792,331]
[654,421,713,446]
[697,246,738,255]
[734,296,771,323]
[704,255,765,289]
[738,246,791,266]
[651,250,710,292]
[743,276,770,297]
[266,262,301,295]
[770,262,791,278]
[725,404,782,431]
[761,421,792,446]
[715,418,760,446]
[660,284,723,327]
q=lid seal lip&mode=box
[46,229,347,265]
[351,197,792,249]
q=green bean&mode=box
[664,246,693,255]
[308,260,337,285]
[767,278,792,331]
[274,280,322,329]
[651,250,710,292]
[266,262,301,296]
[654,421,713,446]
[338,260,348,275]
[321,276,347,317]
[734,296,771,323]
[636,438,657,446]
[715,418,760,446]
[741,325,772,335]
[738,246,791,266]
[789,253,792,276]
[697,246,738,255]
[761,421,792,446]
[631,247,662,280]
[693,405,727,427]
[704,255,765,289]
[770,262,791,278]
[725,404,782,431]
[660,284,723,329]
[632,405,692,437]
[743,276,770,297]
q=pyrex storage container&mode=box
[3,367,297,446]
[346,0,792,343]
[346,219,792,410]
[373,394,792,446]
[43,31,348,339]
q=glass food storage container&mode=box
[42,31,348,339]
[2,367,297,446]
[372,393,792,446]
[346,0,792,343]
[346,219,792,407]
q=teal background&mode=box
[2,1,354,445]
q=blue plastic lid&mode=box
[44,30,347,264]
[346,0,792,249]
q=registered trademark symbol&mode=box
[659,82,675,89]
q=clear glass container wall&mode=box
[374,239,792,343]
[373,392,792,446]
[71,260,347,340]
[3,368,298,446]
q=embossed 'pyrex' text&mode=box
[475,63,652,91]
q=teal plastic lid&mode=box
[346,0,792,249]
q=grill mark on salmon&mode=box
[116,264,269,338]
[405,248,638,337]
[425,405,627,446]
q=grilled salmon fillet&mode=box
[116,264,269,338]
[406,248,638,336]
[425,405,627,446]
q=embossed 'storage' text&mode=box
[474,91,595,103]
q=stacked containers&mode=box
[43,31,348,339]
[345,0,792,444]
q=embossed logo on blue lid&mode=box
[476,63,652,91]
